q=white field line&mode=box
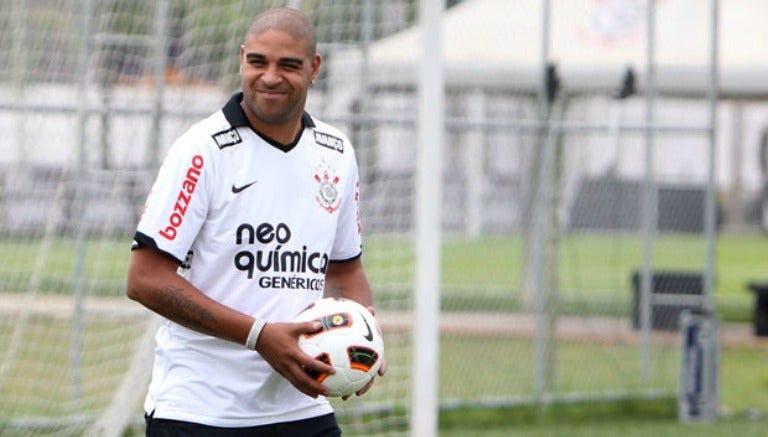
[0,293,761,347]
[0,293,147,319]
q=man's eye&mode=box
[282,62,302,70]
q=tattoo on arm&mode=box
[159,285,217,333]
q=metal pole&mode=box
[358,0,375,181]
[411,0,444,435]
[700,1,721,416]
[148,0,169,169]
[464,89,485,237]
[704,0,719,315]
[531,0,553,402]
[540,0,551,117]
[639,0,658,381]
[71,0,95,413]
[11,0,28,164]
[532,97,562,402]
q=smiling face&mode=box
[239,14,321,143]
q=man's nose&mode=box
[261,64,281,86]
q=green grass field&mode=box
[3,319,766,436]
[367,232,768,321]
[1,231,767,435]
[0,231,765,319]
[439,401,768,437]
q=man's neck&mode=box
[240,104,303,146]
[249,117,303,146]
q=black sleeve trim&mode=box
[132,231,185,266]
[329,251,362,264]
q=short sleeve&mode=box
[330,148,363,261]
[134,138,212,264]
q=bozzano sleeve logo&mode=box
[159,154,204,241]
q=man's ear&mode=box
[311,53,322,81]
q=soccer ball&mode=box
[294,297,384,397]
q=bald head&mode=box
[245,8,317,57]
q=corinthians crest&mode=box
[314,162,342,213]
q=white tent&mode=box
[323,0,768,230]
[329,0,768,98]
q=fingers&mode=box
[341,375,375,401]
[256,322,334,398]
[357,378,375,396]
[285,357,333,398]
[341,357,387,401]
[377,357,388,376]
[301,352,336,380]
[259,319,386,400]
[300,320,323,334]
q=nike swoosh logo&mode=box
[360,311,374,341]
[231,180,257,194]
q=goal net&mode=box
[0,1,419,435]
[0,0,719,436]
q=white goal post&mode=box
[411,1,444,436]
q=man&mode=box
[127,7,383,436]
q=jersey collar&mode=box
[222,92,314,152]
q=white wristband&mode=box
[245,318,267,350]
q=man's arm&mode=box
[126,247,253,343]
[323,257,372,306]
[126,246,334,398]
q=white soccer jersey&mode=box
[133,92,363,427]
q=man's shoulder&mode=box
[180,110,242,150]
[307,116,353,155]
[308,116,346,138]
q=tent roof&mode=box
[329,0,768,98]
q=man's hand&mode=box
[342,305,387,400]
[255,320,336,398]
[342,357,387,400]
